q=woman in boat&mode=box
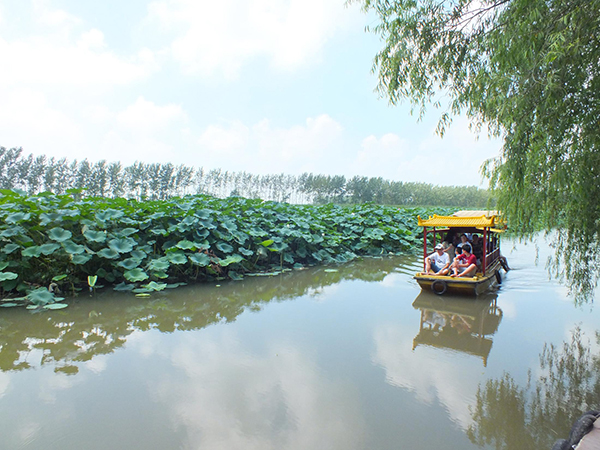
[450,244,477,278]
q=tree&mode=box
[358,0,600,299]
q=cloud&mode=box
[197,114,345,174]
[145,0,355,78]
[372,322,483,429]
[352,118,501,186]
[140,331,367,450]
[0,1,156,88]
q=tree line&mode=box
[0,147,491,207]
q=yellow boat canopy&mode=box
[417,210,503,229]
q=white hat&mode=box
[435,244,444,250]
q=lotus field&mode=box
[0,189,452,309]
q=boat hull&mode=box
[414,262,502,296]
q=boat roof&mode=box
[417,210,504,228]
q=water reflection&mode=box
[0,256,414,374]
[412,292,503,366]
[468,326,600,449]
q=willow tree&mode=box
[357,0,600,298]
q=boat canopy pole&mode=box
[482,228,488,275]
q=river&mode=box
[1,236,599,450]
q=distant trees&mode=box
[0,146,492,208]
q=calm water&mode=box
[1,237,599,450]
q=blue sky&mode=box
[0,0,502,186]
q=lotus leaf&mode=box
[2,243,20,254]
[147,258,170,271]
[62,241,85,255]
[117,227,139,237]
[124,268,149,282]
[39,212,64,226]
[83,230,107,242]
[97,248,120,259]
[216,242,233,254]
[0,262,8,271]
[95,209,124,221]
[117,258,142,270]
[219,254,243,267]
[48,227,72,242]
[151,270,169,279]
[5,212,31,223]
[270,242,288,252]
[260,239,274,247]
[44,303,68,309]
[113,282,135,292]
[0,272,18,281]
[72,253,92,264]
[130,250,146,259]
[27,288,56,305]
[228,271,243,280]
[141,281,167,291]
[167,251,187,265]
[40,243,61,255]
[195,209,212,219]
[238,247,253,256]
[1,225,25,237]
[181,216,197,226]
[0,303,19,307]
[52,274,68,281]
[189,253,210,267]
[194,240,210,250]
[176,240,195,250]
[108,238,135,253]
[22,246,43,257]
[198,219,216,229]
[150,228,168,236]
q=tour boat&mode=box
[414,210,508,295]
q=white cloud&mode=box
[352,118,501,186]
[146,331,367,450]
[372,322,484,429]
[0,34,156,87]
[116,96,188,133]
[197,114,345,174]
[32,0,82,29]
[0,88,82,151]
[145,0,355,78]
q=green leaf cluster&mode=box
[0,190,451,303]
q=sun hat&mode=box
[435,244,444,250]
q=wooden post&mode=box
[482,228,488,275]
[423,227,428,271]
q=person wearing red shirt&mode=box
[450,244,477,277]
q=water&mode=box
[1,237,599,450]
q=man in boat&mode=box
[450,244,478,277]
[424,243,450,275]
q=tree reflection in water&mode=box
[468,327,600,449]
[0,256,413,374]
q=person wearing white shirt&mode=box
[425,243,450,275]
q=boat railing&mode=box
[486,247,500,268]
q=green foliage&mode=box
[357,0,600,299]
[0,190,454,305]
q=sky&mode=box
[0,0,502,187]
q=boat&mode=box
[414,210,507,295]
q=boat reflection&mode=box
[411,291,503,366]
